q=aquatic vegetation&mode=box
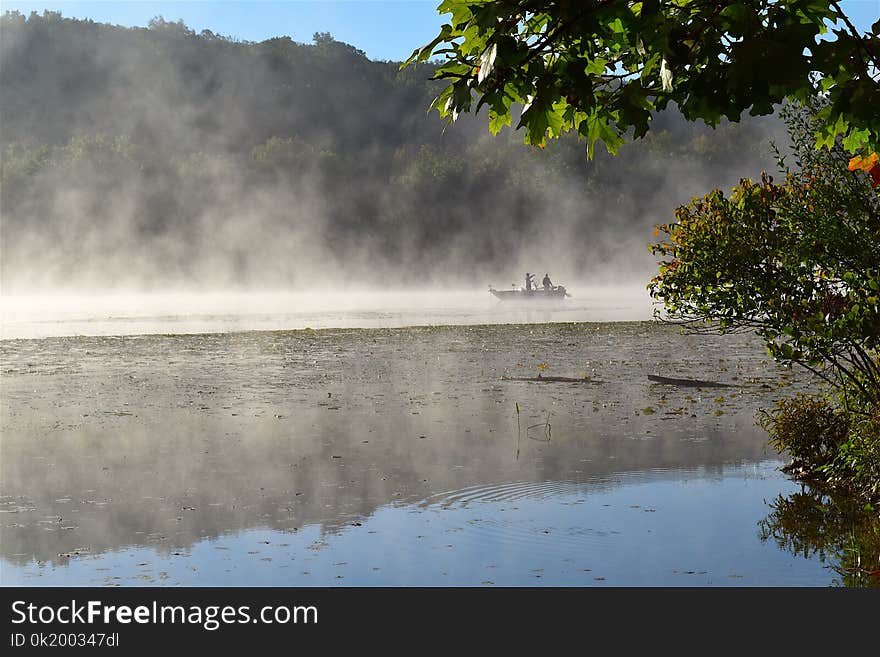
[759,394,850,474]
[759,382,880,503]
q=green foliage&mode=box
[649,102,880,404]
[759,382,880,502]
[759,394,850,471]
[651,101,879,501]
[3,134,141,176]
[827,409,880,500]
[407,1,880,157]
[250,136,337,175]
[0,10,446,155]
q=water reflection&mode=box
[1,322,825,584]
[758,486,880,587]
[4,462,830,586]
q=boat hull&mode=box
[490,287,568,301]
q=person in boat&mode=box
[542,273,553,291]
[525,273,535,291]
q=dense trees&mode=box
[0,10,782,288]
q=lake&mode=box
[0,289,842,585]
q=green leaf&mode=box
[488,107,511,134]
[403,23,452,67]
[584,57,608,76]
[580,110,624,159]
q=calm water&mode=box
[0,292,846,585]
[2,464,829,586]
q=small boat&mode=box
[489,285,570,301]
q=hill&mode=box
[1,11,785,290]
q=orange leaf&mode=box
[848,153,880,187]
[848,152,879,172]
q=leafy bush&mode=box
[651,101,880,501]
[759,394,850,473]
[759,386,880,502]
[826,409,880,501]
[650,102,880,406]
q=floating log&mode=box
[647,374,733,388]
[502,374,598,383]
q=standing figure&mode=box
[542,273,553,291]
[525,273,535,291]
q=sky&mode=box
[0,1,450,61]
[1,0,877,62]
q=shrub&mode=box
[825,409,880,501]
[759,394,850,473]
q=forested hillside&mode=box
[1,11,784,290]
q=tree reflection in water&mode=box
[759,486,880,587]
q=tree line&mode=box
[1,10,781,288]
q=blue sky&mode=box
[1,0,877,62]
[0,1,450,60]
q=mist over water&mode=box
[0,12,787,296]
[0,285,654,339]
